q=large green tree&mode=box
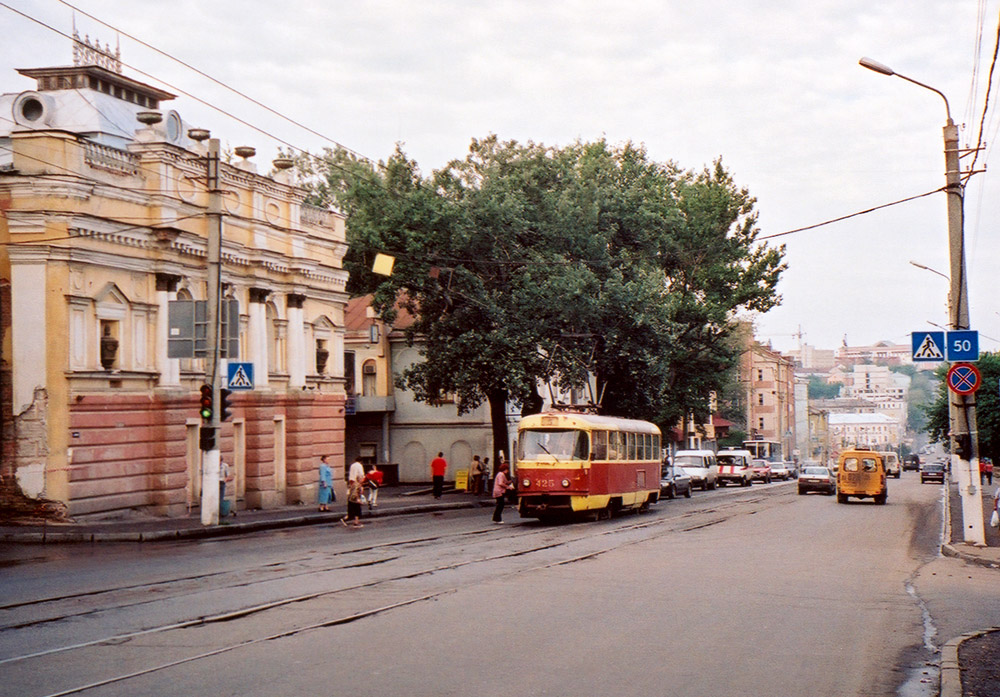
[295,137,785,456]
[924,353,1000,461]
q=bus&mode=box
[743,439,783,463]
[516,411,662,521]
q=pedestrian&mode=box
[982,457,993,485]
[219,459,234,516]
[481,457,490,495]
[492,462,514,523]
[348,458,365,486]
[430,452,448,499]
[318,455,333,512]
[469,455,484,496]
[342,477,364,528]
[992,485,1000,529]
[363,465,383,509]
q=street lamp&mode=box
[908,260,948,281]
[860,57,985,545]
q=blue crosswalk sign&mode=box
[227,362,254,390]
[912,332,945,362]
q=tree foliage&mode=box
[293,137,786,455]
[924,353,1000,461]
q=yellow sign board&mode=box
[455,470,468,491]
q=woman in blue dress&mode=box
[318,455,334,511]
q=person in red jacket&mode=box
[363,465,383,509]
[430,452,448,499]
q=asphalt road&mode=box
[0,475,959,697]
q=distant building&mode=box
[835,340,912,367]
[788,343,836,372]
[740,337,796,458]
[829,413,901,452]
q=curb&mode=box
[939,478,1000,697]
[0,500,481,544]
[940,627,1000,697]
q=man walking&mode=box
[430,452,448,499]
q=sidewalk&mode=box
[0,486,490,544]
[940,477,1000,697]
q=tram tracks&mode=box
[3,488,787,697]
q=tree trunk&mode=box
[488,388,511,465]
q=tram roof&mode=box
[519,411,661,434]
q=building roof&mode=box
[829,413,898,425]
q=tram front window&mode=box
[519,429,589,461]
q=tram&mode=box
[516,411,662,521]
[742,439,783,463]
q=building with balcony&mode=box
[1,37,349,518]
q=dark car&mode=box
[920,463,946,484]
[903,454,920,472]
[660,463,692,499]
[798,466,836,495]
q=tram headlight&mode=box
[522,478,531,488]
[561,478,570,488]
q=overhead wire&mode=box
[0,1,989,261]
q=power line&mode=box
[758,187,945,241]
[52,0,371,164]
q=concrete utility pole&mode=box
[201,137,223,527]
[860,57,985,545]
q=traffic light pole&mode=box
[944,121,986,545]
[201,137,223,527]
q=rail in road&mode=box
[0,483,785,697]
[1,476,947,697]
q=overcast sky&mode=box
[3,1,999,356]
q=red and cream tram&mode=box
[516,411,662,520]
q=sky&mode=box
[2,0,999,356]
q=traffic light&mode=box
[954,433,972,461]
[199,425,216,452]
[219,388,233,422]
[199,384,213,420]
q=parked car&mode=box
[798,466,836,495]
[750,459,772,483]
[716,449,754,487]
[920,463,946,484]
[672,449,718,490]
[660,463,693,499]
[769,461,793,481]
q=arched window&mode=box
[362,359,377,396]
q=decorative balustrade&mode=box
[84,141,139,176]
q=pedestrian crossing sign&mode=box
[912,331,945,362]
[226,362,254,390]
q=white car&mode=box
[672,450,718,490]
[769,461,793,480]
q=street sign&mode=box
[946,362,981,395]
[227,362,254,390]
[912,331,945,362]
[946,330,979,361]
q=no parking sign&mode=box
[947,362,981,395]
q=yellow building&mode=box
[740,337,797,458]
[1,38,349,517]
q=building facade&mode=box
[741,340,797,459]
[1,41,349,518]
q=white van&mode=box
[672,450,718,490]
[715,448,754,487]
[878,451,901,479]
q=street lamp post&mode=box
[861,57,985,545]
